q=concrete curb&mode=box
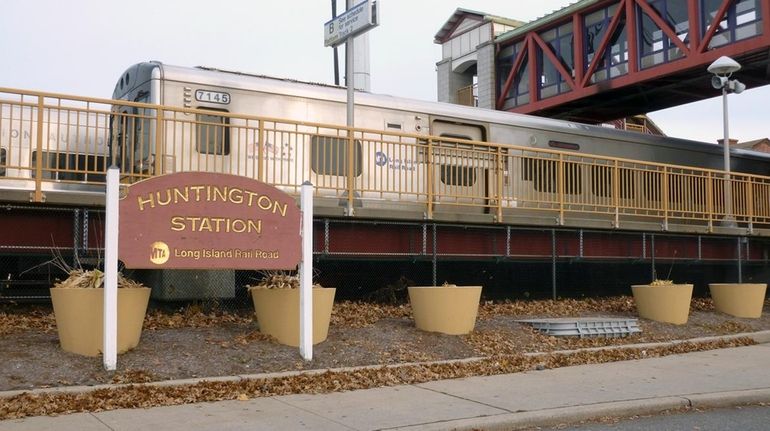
[391,388,770,431]
[744,329,770,344]
[390,397,690,431]
[687,388,770,409]
[1,330,768,400]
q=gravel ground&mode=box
[1,297,768,392]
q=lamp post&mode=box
[708,56,745,226]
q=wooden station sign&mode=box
[118,172,301,270]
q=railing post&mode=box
[662,167,669,231]
[706,171,714,233]
[257,120,265,182]
[32,96,45,202]
[747,176,755,234]
[557,154,564,225]
[612,160,620,228]
[154,108,164,176]
[426,138,434,220]
[496,146,504,222]
[346,128,355,216]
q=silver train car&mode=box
[106,61,770,231]
[114,62,770,173]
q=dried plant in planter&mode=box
[246,271,322,291]
[53,269,146,289]
[50,270,150,356]
[44,246,145,289]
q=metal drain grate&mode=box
[516,317,641,338]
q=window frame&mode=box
[310,135,363,177]
[195,107,231,156]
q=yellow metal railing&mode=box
[623,122,647,134]
[2,87,770,232]
[457,85,477,107]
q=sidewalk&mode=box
[2,342,769,431]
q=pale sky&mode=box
[0,0,767,143]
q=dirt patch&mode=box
[0,297,768,392]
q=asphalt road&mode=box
[550,404,770,430]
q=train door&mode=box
[429,119,490,214]
[189,107,231,174]
[308,133,362,203]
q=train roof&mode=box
[129,62,770,163]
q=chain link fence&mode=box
[2,211,770,307]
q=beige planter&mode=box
[631,284,693,325]
[50,287,151,357]
[709,283,767,318]
[408,286,482,335]
[250,287,336,347]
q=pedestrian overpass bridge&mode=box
[436,0,770,123]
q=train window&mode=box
[620,171,634,199]
[563,163,582,195]
[30,152,56,180]
[591,166,612,197]
[310,135,362,176]
[522,158,556,193]
[523,158,582,194]
[591,166,635,198]
[440,165,476,187]
[432,120,486,143]
[642,171,661,201]
[0,148,6,176]
[31,151,106,182]
[195,109,230,156]
[667,174,705,207]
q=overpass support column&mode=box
[476,41,495,110]
[436,59,453,103]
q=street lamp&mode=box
[708,56,745,225]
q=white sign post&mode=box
[299,181,314,361]
[325,0,378,215]
[103,166,120,371]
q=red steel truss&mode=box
[496,0,770,123]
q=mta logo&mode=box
[150,242,170,265]
[374,151,388,167]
